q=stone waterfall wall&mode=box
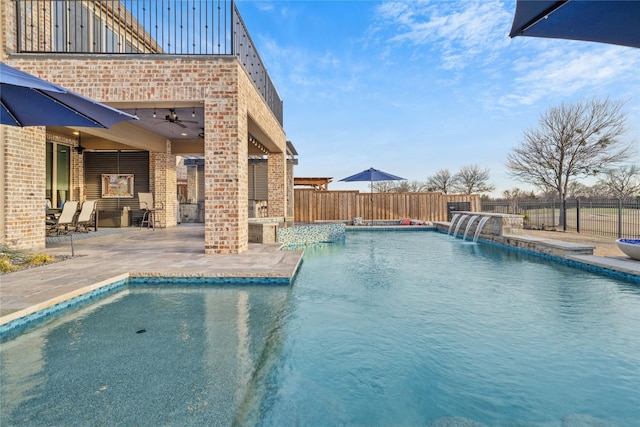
[438,212,524,239]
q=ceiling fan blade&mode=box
[180,120,199,124]
[174,122,187,128]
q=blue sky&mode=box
[236,0,640,196]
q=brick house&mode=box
[1,0,295,254]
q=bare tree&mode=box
[584,182,609,198]
[597,164,640,198]
[505,97,634,202]
[566,181,590,199]
[452,165,495,194]
[394,180,427,192]
[371,181,397,193]
[502,187,525,213]
[502,187,525,200]
[372,180,426,193]
[425,169,457,194]
[409,180,429,192]
[537,187,560,199]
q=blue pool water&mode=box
[1,232,639,426]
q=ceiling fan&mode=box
[160,108,198,128]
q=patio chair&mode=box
[47,200,79,236]
[138,192,164,229]
[75,200,98,232]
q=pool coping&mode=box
[0,267,304,330]
[498,233,640,279]
[0,273,130,328]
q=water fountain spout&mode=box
[452,214,469,238]
[448,214,461,235]
[473,216,491,243]
[462,215,479,241]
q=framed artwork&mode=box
[102,174,134,198]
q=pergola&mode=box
[294,177,333,191]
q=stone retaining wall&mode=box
[436,212,594,258]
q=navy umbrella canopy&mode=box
[340,168,406,224]
[0,62,137,127]
[340,167,405,184]
[509,0,640,48]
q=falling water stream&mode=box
[462,215,479,241]
[447,213,460,235]
[473,216,491,243]
[452,214,468,238]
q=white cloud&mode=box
[373,0,513,70]
[500,44,640,108]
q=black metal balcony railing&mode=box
[15,0,283,125]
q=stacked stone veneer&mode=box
[438,213,597,258]
[2,56,287,254]
[442,212,524,239]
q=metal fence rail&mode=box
[481,198,640,239]
[15,0,283,125]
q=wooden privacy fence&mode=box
[294,190,481,223]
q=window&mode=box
[46,142,71,208]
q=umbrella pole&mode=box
[370,178,373,226]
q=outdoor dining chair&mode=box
[46,200,79,236]
[75,200,98,232]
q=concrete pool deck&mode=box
[1,224,639,325]
[502,230,640,277]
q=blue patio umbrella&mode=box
[340,167,405,185]
[340,167,406,224]
[509,0,640,48]
[0,62,137,127]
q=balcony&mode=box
[14,0,283,125]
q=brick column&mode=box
[204,101,248,254]
[187,166,198,202]
[286,159,295,222]
[150,140,177,227]
[1,127,46,249]
[267,152,286,218]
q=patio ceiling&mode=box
[121,107,204,140]
[51,102,274,156]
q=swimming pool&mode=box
[1,232,639,426]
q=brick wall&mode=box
[3,56,286,253]
[150,141,177,228]
[267,152,286,217]
[2,126,46,249]
[287,160,295,221]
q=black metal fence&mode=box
[15,0,283,125]
[481,198,640,239]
